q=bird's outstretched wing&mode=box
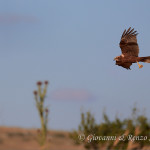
[119,27,139,57]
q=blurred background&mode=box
[0,0,150,150]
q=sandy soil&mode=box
[0,126,85,150]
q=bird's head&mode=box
[113,56,121,61]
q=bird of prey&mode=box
[114,27,150,70]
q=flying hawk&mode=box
[114,27,150,70]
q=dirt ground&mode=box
[0,126,85,150]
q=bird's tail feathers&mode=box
[140,56,150,63]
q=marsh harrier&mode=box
[114,27,150,69]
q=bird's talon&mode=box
[137,61,143,69]
[139,65,143,69]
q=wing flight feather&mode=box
[119,27,139,56]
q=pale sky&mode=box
[0,1,150,130]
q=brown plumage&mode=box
[114,27,150,69]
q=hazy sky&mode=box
[0,1,150,130]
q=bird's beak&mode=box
[113,58,116,61]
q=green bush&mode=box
[70,106,150,150]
